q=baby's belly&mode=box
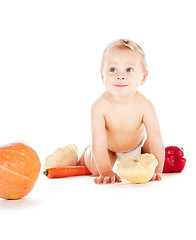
[106,129,145,153]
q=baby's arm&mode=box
[143,100,165,180]
[91,101,121,184]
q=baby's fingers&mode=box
[156,173,162,181]
[150,173,162,181]
[111,175,116,184]
[111,174,122,184]
[150,173,156,181]
[94,174,122,184]
[103,176,110,184]
[94,176,104,184]
[115,174,122,183]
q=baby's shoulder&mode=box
[91,92,109,115]
[136,91,156,112]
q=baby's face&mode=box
[101,46,147,97]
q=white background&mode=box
[0,0,196,239]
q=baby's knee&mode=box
[84,147,99,176]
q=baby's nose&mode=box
[116,75,126,80]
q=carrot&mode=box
[43,166,92,178]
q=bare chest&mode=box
[105,105,143,133]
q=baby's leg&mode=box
[77,145,116,176]
[77,145,91,166]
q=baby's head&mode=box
[101,39,147,73]
[100,39,148,97]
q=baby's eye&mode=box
[110,67,116,72]
[126,67,133,72]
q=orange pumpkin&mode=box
[0,143,41,200]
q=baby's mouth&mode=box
[113,84,128,88]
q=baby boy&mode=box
[78,39,165,184]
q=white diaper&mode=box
[116,138,146,161]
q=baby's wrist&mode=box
[156,172,162,176]
[99,169,113,176]
[156,166,163,174]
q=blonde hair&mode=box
[100,39,147,72]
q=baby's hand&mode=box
[150,172,162,181]
[94,171,122,184]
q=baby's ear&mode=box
[100,71,104,82]
[140,71,148,85]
